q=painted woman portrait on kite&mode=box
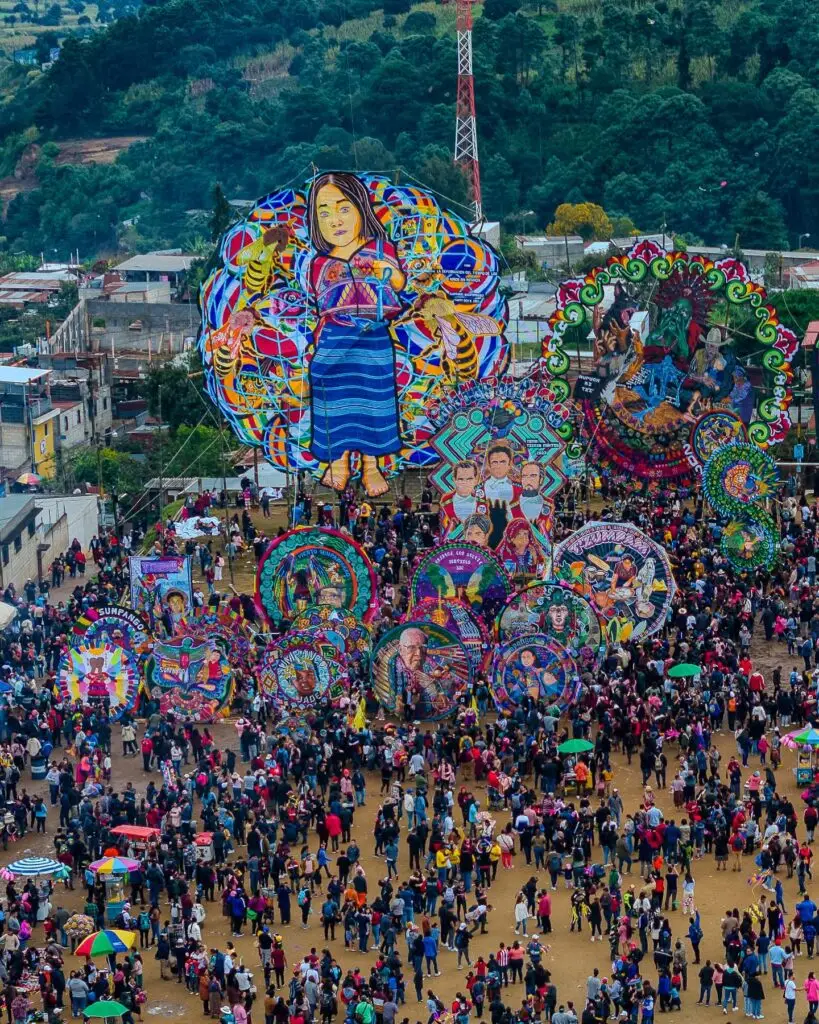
[307,172,406,497]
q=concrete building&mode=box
[513,234,586,269]
[36,494,98,552]
[0,493,75,590]
[0,367,59,483]
[38,353,113,440]
[113,252,196,288]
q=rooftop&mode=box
[114,253,196,274]
[0,367,49,385]
[0,494,39,543]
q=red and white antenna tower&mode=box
[454,0,483,224]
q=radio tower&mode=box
[454,0,482,224]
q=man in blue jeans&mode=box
[721,965,742,1011]
[769,942,788,989]
[697,961,714,1005]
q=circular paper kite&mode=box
[58,642,139,719]
[496,582,605,669]
[491,634,580,716]
[689,411,748,466]
[406,597,490,674]
[371,622,471,721]
[553,521,676,644]
[257,632,347,713]
[542,240,798,483]
[198,172,509,495]
[410,542,510,616]
[71,606,150,653]
[146,635,234,723]
[256,527,377,627]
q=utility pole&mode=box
[157,384,164,524]
[220,426,234,583]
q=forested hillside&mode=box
[0,0,817,257]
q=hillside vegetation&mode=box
[0,0,817,257]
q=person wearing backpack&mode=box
[137,907,151,949]
[298,885,312,929]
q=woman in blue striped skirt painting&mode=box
[307,172,405,497]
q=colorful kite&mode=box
[495,583,605,669]
[257,631,348,714]
[702,440,779,571]
[291,605,372,657]
[410,542,511,617]
[129,556,193,626]
[58,642,139,719]
[372,622,471,721]
[406,596,490,674]
[491,635,580,717]
[146,635,233,722]
[198,172,509,497]
[71,606,150,655]
[428,376,569,578]
[553,521,676,643]
[542,240,797,483]
[255,527,377,627]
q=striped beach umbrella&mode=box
[5,857,65,877]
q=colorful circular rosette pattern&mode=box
[405,597,490,674]
[553,521,676,645]
[409,542,511,617]
[175,606,253,665]
[541,240,798,483]
[702,440,779,571]
[146,635,234,723]
[198,172,509,489]
[255,526,377,628]
[491,634,580,717]
[257,632,348,715]
[58,641,139,719]
[371,622,471,721]
[495,582,605,669]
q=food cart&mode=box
[195,832,214,863]
[782,727,819,786]
[110,825,161,857]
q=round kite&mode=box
[198,171,509,497]
[371,622,471,721]
[689,410,748,466]
[491,635,580,716]
[255,527,377,627]
[542,240,798,483]
[553,521,676,643]
[71,606,150,653]
[58,642,139,719]
[257,632,347,713]
[496,583,605,669]
[406,597,490,674]
[410,542,511,617]
[146,635,233,722]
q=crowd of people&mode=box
[1,478,819,1024]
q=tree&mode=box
[161,425,232,477]
[65,447,146,496]
[732,189,788,249]
[547,202,613,241]
[483,0,520,20]
[209,182,232,241]
[139,352,213,434]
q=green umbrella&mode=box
[557,738,594,754]
[667,663,701,678]
[83,1002,129,1019]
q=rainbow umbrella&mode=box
[74,930,136,957]
[88,857,139,875]
[782,727,819,750]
